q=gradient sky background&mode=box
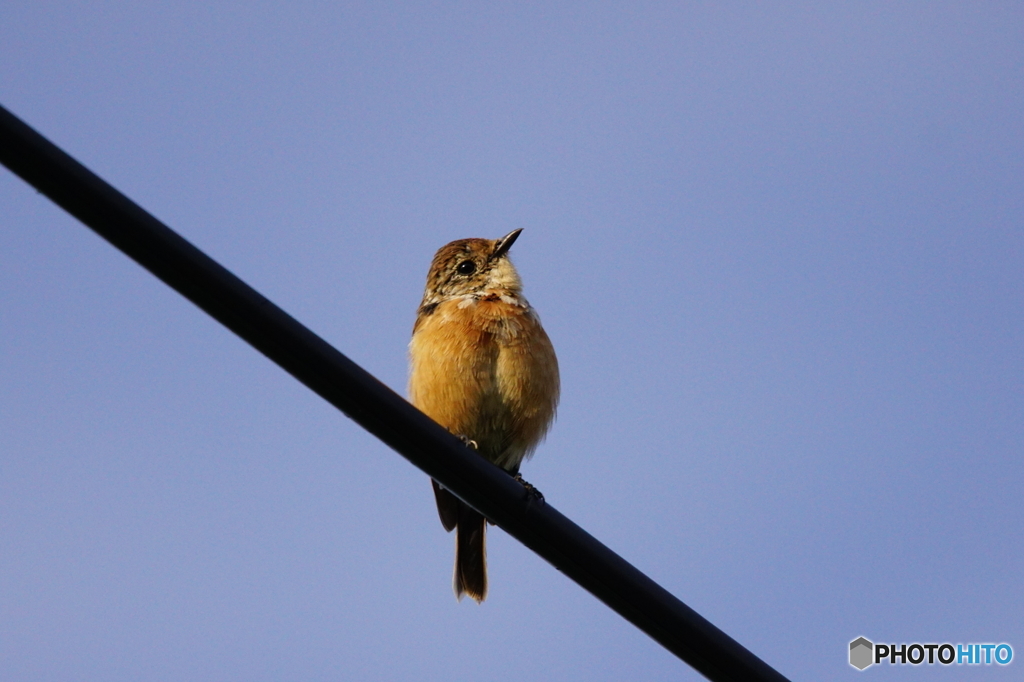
[1,3,1021,681]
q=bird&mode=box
[408,229,559,603]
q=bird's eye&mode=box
[456,260,476,275]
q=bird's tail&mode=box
[454,503,487,602]
[432,479,488,602]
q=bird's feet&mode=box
[512,472,545,505]
[456,434,479,450]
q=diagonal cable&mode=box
[0,103,789,682]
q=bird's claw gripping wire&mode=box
[512,472,545,505]
[456,435,479,450]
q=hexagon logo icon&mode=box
[850,637,874,670]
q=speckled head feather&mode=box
[418,229,524,312]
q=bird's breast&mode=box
[409,296,559,469]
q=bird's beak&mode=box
[491,229,523,260]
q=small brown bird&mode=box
[408,229,559,602]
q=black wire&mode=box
[0,103,790,682]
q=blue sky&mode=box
[1,3,1021,680]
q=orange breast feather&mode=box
[409,298,558,469]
